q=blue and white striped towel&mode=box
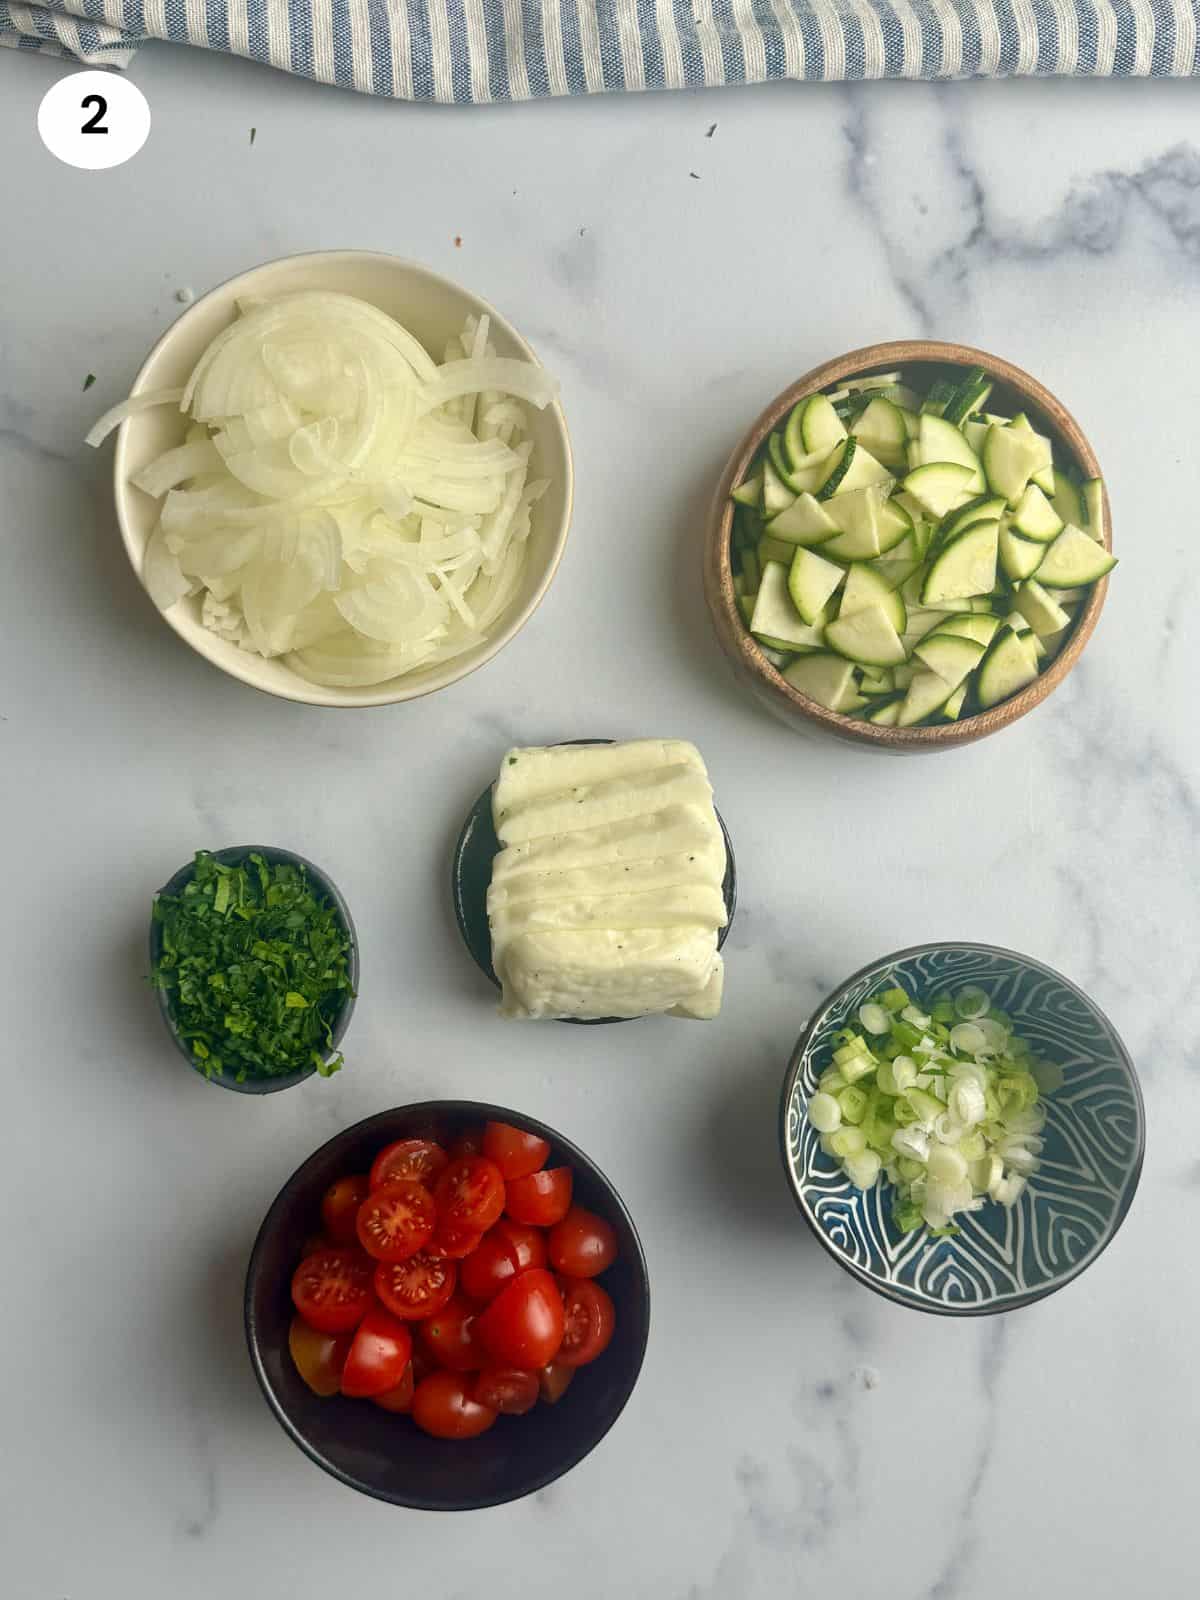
[3,0,1197,97]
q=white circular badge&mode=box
[38,71,150,171]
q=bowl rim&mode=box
[703,339,1112,751]
[777,940,1146,1317]
[112,248,575,709]
[244,1100,652,1508]
[149,844,359,1094]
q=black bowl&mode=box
[244,1102,651,1509]
[451,742,737,1024]
[149,845,359,1094]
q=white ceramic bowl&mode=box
[112,251,574,708]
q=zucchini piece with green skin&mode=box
[870,555,923,591]
[846,371,904,393]
[1013,578,1070,637]
[1010,483,1063,543]
[818,437,893,500]
[758,644,793,671]
[913,633,985,688]
[942,368,993,428]
[761,459,794,515]
[730,474,762,509]
[896,669,955,726]
[782,652,856,711]
[770,433,829,494]
[901,462,976,519]
[1034,524,1117,587]
[921,519,999,605]
[850,397,908,469]
[941,683,969,721]
[1082,479,1107,544]
[818,486,884,560]
[732,504,762,550]
[998,523,1046,582]
[976,628,1040,709]
[749,561,827,649]
[982,424,1045,505]
[920,379,957,417]
[737,593,755,626]
[915,414,986,491]
[867,698,903,727]
[788,547,846,625]
[782,402,808,468]
[768,492,839,546]
[928,613,1000,647]
[962,418,990,456]
[1051,475,1085,528]
[741,548,760,593]
[824,602,907,668]
[798,393,849,457]
[839,563,907,634]
[758,534,796,569]
[1009,414,1055,494]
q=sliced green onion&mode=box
[880,987,910,1012]
[837,1085,869,1124]
[858,1002,890,1035]
[808,1091,842,1133]
[955,985,990,1020]
[830,1126,867,1158]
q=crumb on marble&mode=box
[706,122,717,137]
[250,127,256,145]
[855,1365,881,1391]
[454,235,463,248]
[82,373,95,392]
[175,288,194,305]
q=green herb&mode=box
[250,127,257,145]
[82,373,96,391]
[150,851,354,1083]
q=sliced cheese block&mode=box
[493,739,706,820]
[488,847,726,911]
[495,764,714,846]
[668,957,724,1020]
[490,883,728,944]
[498,927,721,1021]
[492,804,722,884]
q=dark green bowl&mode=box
[149,845,359,1094]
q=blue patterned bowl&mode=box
[780,943,1144,1316]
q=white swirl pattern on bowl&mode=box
[784,945,1144,1313]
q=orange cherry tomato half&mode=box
[482,1121,552,1181]
[369,1138,449,1191]
[356,1180,437,1262]
[374,1252,457,1321]
[291,1248,375,1334]
[341,1307,414,1399]
[418,1292,487,1372]
[538,1361,576,1405]
[434,1156,506,1235]
[411,1371,497,1439]
[372,1363,415,1413]
[459,1233,521,1303]
[558,1280,616,1368]
[321,1174,371,1243]
[504,1167,573,1227]
[288,1316,352,1396]
[476,1267,565,1370]
[548,1206,618,1278]
[473,1367,539,1416]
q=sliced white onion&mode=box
[85,388,185,449]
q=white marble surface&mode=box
[2,46,1199,1599]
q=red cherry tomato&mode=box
[410,1341,436,1384]
[288,1316,352,1396]
[291,1248,374,1334]
[435,1156,506,1235]
[558,1280,615,1368]
[505,1167,573,1227]
[447,1127,485,1160]
[341,1307,414,1399]
[356,1180,436,1262]
[460,1233,521,1302]
[374,1252,457,1321]
[427,1222,485,1259]
[491,1217,549,1272]
[321,1174,371,1243]
[538,1362,575,1404]
[548,1206,618,1278]
[372,1363,415,1413]
[419,1292,487,1372]
[476,1268,565,1369]
[369,1138,449,1191]
[412,1371,497,1439]
[473,1367,539,1415]
[482,1121,552,1181]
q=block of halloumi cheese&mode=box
[491,805,723,886]
[490,883,728,944]
[668,957,725,1020]
[488,850,725,914]
[498,928,721,1021]
[494,740,706,819]
[495,765,713,846]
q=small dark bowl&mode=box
[149,845,359,1094]
[452,741,737,1024]
[244,1102,651,1509]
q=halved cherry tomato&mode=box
[558,1280,615,1368]
[476,1267,565,1369]
[491,1217,549,1272]
[374,1252,457,1321]
[482,1121,552,1181]
[412,1371,497,1439]
[418,1292,487,1372]
[447,1127,485,1161]
[427,1222,485,1259]
[341,1307,414,1399]
[372,1363,415,1413]
[321,1174,371,1243]
[548,1206,618,1278]
[288,1315,352,1396]
[473,1367,539,1416]
[434,1157,506,1234]
[505,1167,573,1227]
[538,1362,575,1404]
[410,1341,436,1384]
[460,1233,521,1302]
[369,1138,449,1191]
[291,1248,375,1334]
[300,1231,337,1259]
[356,1180,436,1262]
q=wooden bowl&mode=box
[702,340,1111,751]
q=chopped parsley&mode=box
[82,373,96,391]
[151,851,355,1083]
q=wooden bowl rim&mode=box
[703,339,1110,750]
